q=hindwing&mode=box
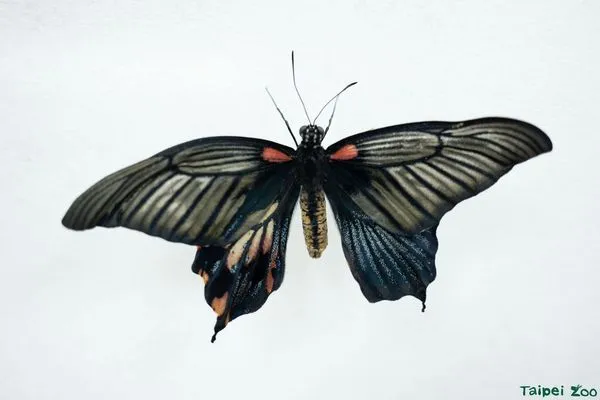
[191,184,299,341]
[325,181,438,306]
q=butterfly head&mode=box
[299,124,325,146]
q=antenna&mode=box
[314,81,357,138]
[265,87,299,147]
[291,51,312,124]
[323,96,339,138]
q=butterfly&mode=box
[62,53,553,342]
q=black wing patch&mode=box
[326,117,552,234]
[62,137,296,246]
[191,184,299,342]
[325,183,438,306]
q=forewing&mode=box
[62,137,296,246]
[326,117,552,234]
[325,183,438,306]
[191,184,300,342]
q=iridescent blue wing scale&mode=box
[325,182,438,306]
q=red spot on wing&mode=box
[211,293,229,316]
[201,271,209,284]
[262,147,292,163]
[330,144,358,161]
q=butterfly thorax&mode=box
[297,125,328,258]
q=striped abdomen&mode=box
[300,187,328,258]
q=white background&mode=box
[1,0,598,399]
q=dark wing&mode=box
[62,137,298,246]
[325,182,438,306]
[191,183,299,342]
[325,117,552,235]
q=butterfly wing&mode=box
[325,117,552,235]
[63,136,301,341]
[62,137,297,246]
[325,183,438,306]
[324,117,551,305]
[191,183,299,342]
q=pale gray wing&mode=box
[325,117,552,235]
[62,137,298,246]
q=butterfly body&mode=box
[295,124,329,258]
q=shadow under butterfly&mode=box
[62,53,553,342]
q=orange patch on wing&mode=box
[330,144,358,161]
[245,228,263,265]
[211,293,229,316]
[200,271,209,284]
[227,230,253,270]
[262,147,292,163]
[262,220,274,254]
